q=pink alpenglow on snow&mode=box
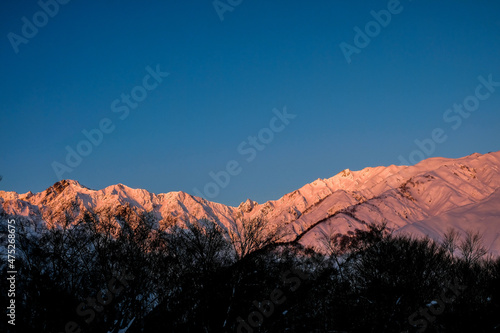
[2,151,500,255]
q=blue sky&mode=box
[1,0,500,206]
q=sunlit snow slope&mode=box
[1,151,499,254]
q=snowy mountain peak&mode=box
[339,168,352,177]
[1,151,500,254]
[53,179,86,189]
[238,198,257,213]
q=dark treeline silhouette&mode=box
[1,212,499,333]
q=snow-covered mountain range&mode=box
[2,151,500,255]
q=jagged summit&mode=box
[2,150,500,254]
[238,198,257,213]
[52,179,87,190]
[339,169,352,177]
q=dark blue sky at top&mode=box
[1,0,499,206]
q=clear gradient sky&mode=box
[1,0,500,206]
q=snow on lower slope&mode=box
[296,151,500,252]
[396,188,500,257]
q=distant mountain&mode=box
[2,151,500,255]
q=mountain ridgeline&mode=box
[2,151,500,254]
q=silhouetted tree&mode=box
[229,217,285,260]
